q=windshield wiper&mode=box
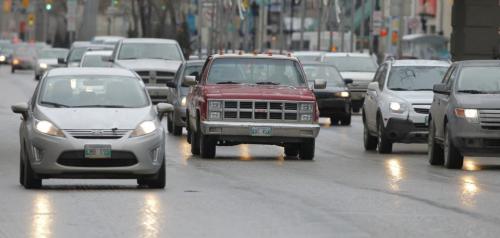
[389,88,409,91]
[457,90,486,94]
[412,88,433,91]
[256,82,280,85]
[40,101,69,108]
[216,81,241,84]
[73,105,127,108]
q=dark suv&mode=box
[428,60,500,169]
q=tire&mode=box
[444,127,463,169]
[19,154,25,186]
[137,159,166,189]
[35,74,40,81]
[173,125,183,136]
[284,144,299,157]
[363,122,377,151]
[23,150,42,189]
[377,118,393,154]
[167,115,173,134]
[200,133,216,158]
[299,139,315,160]
[190,122,200,155]
[428,120,444,166]
[330,117,340,125]
[340,114,351,126]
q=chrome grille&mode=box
[134,70,174,85]
[218,100,311,122]
[65,129,131,139]
[479,110,500,130]
[413,104,430,114]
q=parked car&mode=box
[323,52,378,112]
[428,60,500,169]
[302,62,352,125]
[111,38,185,103]
[166,60,204,135]
[80,50,113,67]
[292,51,325,62]
[34,48,69,80]
[11,43,37,73]
[186,54,321,159]
[11,67,174,189]
[362,60,450,153]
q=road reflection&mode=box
[463,159,479,171]
[31,194,53,238]
[239,144,251,161]
[461,175,479,207]
[141,193,161,238]
[180,139,191,165]
[385,159,404,191]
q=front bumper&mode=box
[146,86,169,103]
[200,121,320,144]
[317,98,351,117]
[384,118,428,143]
[449,118,500,157]
[27,129,165,178]
[12,62,33,69]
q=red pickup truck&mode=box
[184,54,321,160]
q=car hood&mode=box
[34,107,155,130]
[313,86,349,93]
[204,85,316,101]
[456,94,500,109]
[387,90,434,104]
[340,72,375,81]
[115,59,182,72]
[37,58,59,65]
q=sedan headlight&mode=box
[181,97,187,107]
[389,102,407,114]
[35,120,64,137]
[335,91,350,98]
[300,114,313,121]
[131,121,157,137]
[39,63,48,69]
[300,103,314,112]
[12,59,19,65]
[455,108,479,123]
[208,100,222,111]
[209,111,221,120]
[0,55,5,62]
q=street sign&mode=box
[372,11,382,36]
[67,0,77,32]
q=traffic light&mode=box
[112,0,119,5]
[45,0,52,11]
[28,14,35,26]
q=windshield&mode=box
[68,47,87,62]
[39,76,149,108]
[457,67,500,93]
[207,58,306,87]
[323,56,377,72]
[81,54,113,67]
[39,50,68,59]
[387,66,447,91]
[118,43,183,61]
[180,64,203,96]
[303,65,345,87]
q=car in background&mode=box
[111,38,185,103]
[429,60,500,169]
[292,51,325,62]
[302,62,352,125]
[166,60,204,135]
[80,50,113,67]
[11,44,37,73]
[34,42,50,55]
[11,67,174,189]
[34,48,69,80]
[363,60,450,154]
[186,54,320,159]
[65,42,114,67]
[91,36,125,45]
[323,52,378,113]
[0,46,13,64]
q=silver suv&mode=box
[363,60,450,153]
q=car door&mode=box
[365,63,387,131]
[432,65,456,139]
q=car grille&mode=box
[220,100,307,122]
[65,129,131,139]
[479,110,500,130]
[484,139,500,147]
[412,104,430,114]
[57,151,138,167]
[134,70,175,85]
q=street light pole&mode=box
[397,0,404,58]
[316,0,322,51]
[350,0,355,52]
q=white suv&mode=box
[362,60,450,153]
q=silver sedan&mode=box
[11,68,173,189]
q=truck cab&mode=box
[186,53,321,160]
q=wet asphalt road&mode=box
[1,66,500,238]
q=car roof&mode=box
[210,53,299,61]
[391,59,450,67]
[292,51,324,56]
[186,60,205,65]
[455,60,500,67]
[46,68,136,77]
[71,41,90,48]
[120,38,178,44]
[92,36,124,40]
[301,61,335,66]
[82,50,113,56]
[323,52,372,57]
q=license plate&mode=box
[84,144,111,159]
[250,127,272,137]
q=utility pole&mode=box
[360,0,365,51]
[316,0,322,51]
[369,0,374,54]
[397,0,404,58]
[328,0,334,51]
[198,0,202,57]
[350,0,355,52]
[290,0,294,50]
[338,0,345,52]
[278,0,284,53]
[299,0,306,50]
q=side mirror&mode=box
[343,78,354,85]
[107,57,115,63]
[433,83,450,95]
[166,81,176,88]
[157,103,174,118]
[57,57,66,65]
[313,79,327,89]
[367,82,379,91]
[183,75,197,86]
[11,102,28,118]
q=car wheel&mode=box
[363,121,377,151]
[340,114,351,126]
[35,74,40,81]
[299,139,315,160]
[200,133,216,159]
[190,122,200,155]
[284,144,299,157]
[173,125,183,136]
[23,150,42,189]
[428,120,444,166]
[166,115,173,134]
[444,127,463,169]
[377,118,393,154]
[138,159,166,189]
[19,152,25,186]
